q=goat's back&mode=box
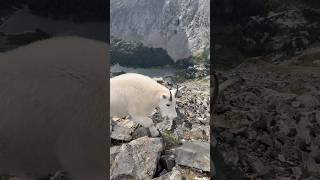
[110,73,165,117]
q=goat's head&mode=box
[158,85,180,120]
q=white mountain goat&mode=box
[0,36,108,180]
[110,73,179,128]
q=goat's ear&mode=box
[175,86,184,98]
[171,89,177,97]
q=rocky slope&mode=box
[110,0,210,61]
[213,60,320,179]
[214,0,320,69]
[213,3,320,178]
[110,74,211,179]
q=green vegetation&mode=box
[180,167,209,180]
[174,46,209,69]
[175,58,194,68]
[161,130,181,150]
[171,70,189,83]
[193,46,210,64]
[181,170,196,180]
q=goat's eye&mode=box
[166,104,170,107]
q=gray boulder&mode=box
[171,140,210,172]
[111,137,163,180]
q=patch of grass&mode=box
[162,130,181,150]
[181,171,197,180]
[171,70,189,83]
[180,167,209,180]
[193,46,210,64]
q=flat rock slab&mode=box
[171,140,210,172]
[111,137,163,180]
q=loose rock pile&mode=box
[213,60,320,179]
[185,64,210,79]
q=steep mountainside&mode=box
[111,0,210,61]
[214,0,320,69]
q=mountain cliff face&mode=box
[110,0,210,61]
[214,0,320,69]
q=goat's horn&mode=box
[175,85,179,97]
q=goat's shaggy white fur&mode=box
[0,36,108,180]
[110,73,177,127]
